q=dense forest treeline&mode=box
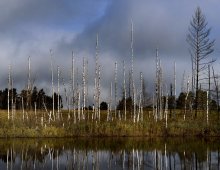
[116,89,218,111]
[0,86,218,112]
[0,86,62,110]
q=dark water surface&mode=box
[0,137,219,170]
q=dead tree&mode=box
[138,72,144,122]
[71,51,76,123]
[27,56,32,110]
[187,7,215,117]
[85,59,89,120]
[98,65,101,120]
[184,76,190,120]
[212,67,219,119]
[173,61,176,117]
[94,34,100,120]
[155,48,163,121]
[123,60,127,120]
[50,50,55,119]
[8,64,11,120]
[114,61,118,119]
[57,66,60,120]
[82,57,86,119]
[130,19,136,122]
[108,82,113,121]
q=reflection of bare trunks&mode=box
[1,138,219,169]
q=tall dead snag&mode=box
[57,66,60,120]
[71,51,76,123]
[212,67,219,119]
[50,50,55,120]
[8,64,11,120]
[187,7,215,117]
[75,67,80,121]
[173,61,176,118]
[184,76,190,120]
[123,61,127,121]
[140,73,144,121]
[165,87,168,128]
[138,72,143,122]
[85,59,89,120]
[206,91,209,125]
[94,34,100,120]
[107,82,113,121]
[130,19,136,123]
[114,61,118,119]
[154,48,163,121]
[82,57,86,120]
[98,65,101,121]
[61,71,69,119]
[11,71,14,120]
[27,56,32,111]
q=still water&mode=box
[0,137,219,170]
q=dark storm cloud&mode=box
[72,0,220,61]
[0,0,108,31]
[0,0,219,100]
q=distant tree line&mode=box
[176,90,217,111]
[0,86,62,110]
[113,89,218,111]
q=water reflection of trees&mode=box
[0,137,219,169]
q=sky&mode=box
[0,0,220,103]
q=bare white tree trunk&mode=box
[76,67,80,121]
[86,59,89,120]
[82,57,86,120]
[165,87,168,128]
[72,52,76,123]
[50,50,55,120]
[123,61,127,121]
[155,49,159,121]
[61,73,69,117]
[212,67,219,119]
[98,65,101,121]
[184,76,190,120]
[159,61,163,120]
[207,90,209,125]
[27,56,31,110]
[34,102,37,120]
[133,86,136,123]
[11,72,14,121]
[174,61,176,117]
[130,19,136,122]
[140,72,143,121]
[22,97,24,121]
[78,91,81,121]
[153,93,155,119]
[94,34,99,121]
[155,49,163,120]
[57,66,60,120]
[8,64,11,120]
[93,78,97,120]
[108,82,112,121]
[114,61,118,119]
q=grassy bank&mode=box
[0,109,220,137]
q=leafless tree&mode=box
[187,7,215,117]
[8,64,11,120]
[123,60,127,120]
[50,50,55,119]
[57,66,60,120]
[114,61,118,119]
[212,67,219,119]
